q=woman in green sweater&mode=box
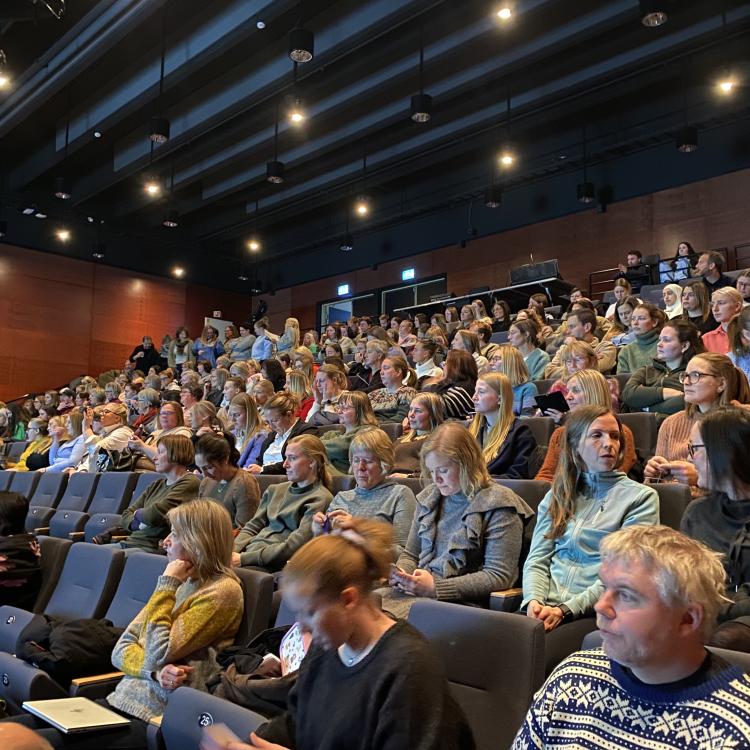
[616,302,666,374]
[320,390,378,473]
[232,434,333,571]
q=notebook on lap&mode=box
[22,697,131,733]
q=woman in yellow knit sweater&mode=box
[13,500,244,749]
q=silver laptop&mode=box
[22,697,131,734]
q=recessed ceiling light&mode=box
[21,207,35,216]
[172,266,185,278]
[354,196,370,216]
[246,237,261,252]
[256,20,266,30]
[55,228,71,242]
[718,77,737,95]
[93,130,102,139]
[497,7,512,21]
[34,210,47,220]
[238,274,249,281]
[144,180,161,197]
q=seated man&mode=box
[513,525,750,749]
[544,308,616,378]
[615,250,651,292]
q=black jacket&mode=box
[258,420,319,474]
[128,345,162,373]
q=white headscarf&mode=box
[663,283,684,319]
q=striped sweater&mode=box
[513,648,750,749]
[108,573,243,721]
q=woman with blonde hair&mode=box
[233,434,333,571]
[277,316,301,353]
[42,412,85,473]
[314,428,417,554]
[307,363,349,426]
[523,406,658,651]
[644,352,750,491]
[516,308,553,342]
[285,368,315,420]
[703,287,744,354]
[535,369,639,482]
[189,400,223,439]
[292,346,316,382]
[469,373,536,478]
[392,392,445,476]
[320,391,378,473]
[729,306,750,382]
[679,279,715,335]
[379,421,533,619]
[367,356,417,423]
[249,378,275,409]
[241,519,472,749]
[488,344,538,416]
[228,392,268,469]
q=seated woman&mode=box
[320,390,378,474]
[19,499,243,749]
[117,435,200,551]
[397,319,419,352]
[261,358,287,393]
[41,412,86,473]
[367,356,417,423]
[604,278,633,319]
[622,319,703,416]
[644,353,750,491]
[660,240,697,283]
[322,323,355,357]
[74,403,133,472]
[535,370,639,482]
[0,491,41,609]
[451,329,489,373]
[233,435,333,571]
[314,428,417,555]
[236,519,472,750]
[508,319,550,380]
[250,378,275,408]
[392,392,445,476]
[491,300,512,332]
[488,344,537,416]
[703,287,744,354]
[468,373,536,478]
[195,432,260,528]
[729,306,750,383]
[523,406,658,663]
[249,392,318,474]
[128,400,193,469]
[425,349,477,420]
[679,279,715,335]
[306,364,348,426]
[444,305,461,334]
[547,341,619,412]
[379,422,533,619]
[228,392,268,469]
[412,339,443,382]
[616,302,666,374]
[204,367,229,407]
[662,283,684,319]
[7,417,51,471]
[189,400,224,440]
[284,369,314,421]
[680,407,750,643]
[516,308,553,343]
[601,294,638,347]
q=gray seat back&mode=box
[8,471,41,500]
[379,422,403,441]
[44,543,124,621]
[56,472,100,511]
[0,470,12,491]
[618,412,659,459]
[496,479,550,515]
[256,475,289,494]
[654,483,693,530]
[6,441,29,463]
[532,378,555,395]
[234,567,275,644]
[331,475,356,494]
[87,472,138,515]
[132,471,166,500]
[104,552,167,628]
[408,599,546,750]
[29,472,67,508]
[34,536,73,613]
[520,416,556,447]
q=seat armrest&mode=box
[70,671,125,686]
[149,716,163,727]
[147,715,165,750]
[33,527,50,534]
[490,587,523,612]
[69,671,124,699]
[68,531,85,540]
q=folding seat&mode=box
[331,475,356,494]
[0,543,124,655]
[132,471,166,499]
[33,536,73,613]
[618,412,659,459]
[496,478,550,516]
[28,471,67,509]
[5,440,28,463]
[654,482,693,530]
[519,416,555,448]
[378,422,403,441]
[0,469,12,490]
[26,472,98,533]
[532,378,555,395]
[49,471,137,539]
[393,476,424,497]
[8,470,41,500]
[408,599,546,750]
[256,475,289,494]
[150,686,265,750]
[233,567,275,644]
[614,373,631,393]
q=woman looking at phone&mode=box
[535,370,638,483]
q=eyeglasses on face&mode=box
[687,442,705,459]
[678,371,716,385]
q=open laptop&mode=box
[22,697,131,734]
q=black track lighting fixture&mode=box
[576,125,595,204]
[0,49,10,90]
[639,0,667,27]
[54,93,73,200]
[162,209,179,228]
[410,26,432,123]
[266,104,286,183]
[289,26,314,63]
[497,85,517,169]
[484,185,502,208]
[676,126,698,153]
[287,63,307,125]
[247,200,262,252]
[149,11,170,143]
[91,242,106,260]
[339,233,354,252]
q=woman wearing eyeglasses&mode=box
[680,407,750,645]
[644,353,750,490]
[320,391,379,474]
[546,341,619,411]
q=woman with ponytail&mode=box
[227,518,474,750]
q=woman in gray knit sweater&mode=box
[380,421,534,619]
[313,427,416,555]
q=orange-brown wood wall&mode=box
[0,245,251,401]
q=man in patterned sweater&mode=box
[513,525,750,749]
